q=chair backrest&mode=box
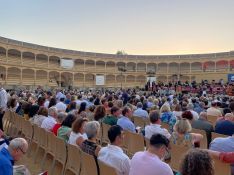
[24,120,33,141]
[98,160,118,175]
[133,116,145,128]
[161,122,170,131]
[102,123,111,144]
[127,131,145,157]
[213,157,231,175]
[32,124,40,143]
[169,144,190,172]
[81,151,98,175]
[191,128,207,149]
[211,132,228,141]
[38,127,48,149]
[46,131,56,156]
[54,137,67,164]
[144,137,150,149]
[65,144,82,175]
[207,115,217,127]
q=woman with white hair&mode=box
[80,121,101,157]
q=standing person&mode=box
[0,138,28,175]
[0,83,7,131]
[129,134,173,175]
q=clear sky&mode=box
[1,0,234,55]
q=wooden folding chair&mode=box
[191,128,207,149]
[51,137,67,175]
[213,156,231,175]
[121,130,129,154]
[64,144,82,175]
[81,151,98,175]
[41,131,56,173]
[34,127,48,164]
[169,144,190,172]
[101,123,111,145]
[127,131,145,158]
[3,110,11,133]
[133,116,145,128]
[98,160,118,175]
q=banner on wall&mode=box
[228,74,234,83]
[96,75,105,85]
[60,59,74,69]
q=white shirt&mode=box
[0,88,7,111]
[41,115,57,131]
[98,144,130,175]
[55,102,67,112]
[44,100,50,108]
[68,131,87,145]
[190,110,199,120]
[145,124,171,139]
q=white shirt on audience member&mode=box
[98,144,130,175]
[55,102,67,112]
[41,115,57,131]
[145,124,171,139]
[68,131,87,145]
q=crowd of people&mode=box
[0,81,234,175]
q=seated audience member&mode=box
[187,103,199,120]
[52,112,67,136]
[0,138,28,175]
[98,125,130,175]
[145,111,171,139]
[181,110,194,123]
[215,113,234,136]
[41,107,58,131]
[160,104,177,132]
[80,121,101,157]
[7,98,17,112]
[78,102,87,117]
[86,105,95,121]
[57,114,76,142]
[66,101,77,113]
[48,98,56,108]
[129,134,173,175]
[172,104,183,119]
[172,119,203,147]
[55,97,67,112]
[191,112,214,145]
[209,134,234,173]
[29,106,48,127]
[94,105,106,122]
[194,102,205,114]
[207,101,222,118]
[117,106,136,133]
[133,102,149,118]
[179,149,214,175]
[68,118,88,146]
[103,106,121,126]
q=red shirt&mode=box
[51,123,61,136]
[220,152,234,163]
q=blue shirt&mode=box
[117,116,136,133]
[133,108,149,118]
[0,148,14,175]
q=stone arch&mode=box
[136,75,146,83]
[0,47,6,62]
[180,62,190,73]
[85,73,95,87]
[106,61,116,72]
[158,63,167,73]
[157,75,167,83]
[61,72,73,87]
[126,75,135,82]
[22,69,35,85]
[8,49,21,64]
[36,54,48,67]
[147,63,156,72]
[127,62,136,71]
[74,59,84,70]
[96,60,105,71]
[85,60,95,70]
[74,73,84,87]
[106,74,116,85]
[22,52,35,65]
[191,62,202,71]
[0,66,6,81]
[49,56,60,68]
[216,60,228,71]
[168,62,179,73]
[7,67,21,85]
[49,71,60,87]
[180,75,190,83]
[137,62,146,72]
[36,70,47,86]
[116,75,125,87]
[203,61,215,71]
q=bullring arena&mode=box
[0,36,234,89]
